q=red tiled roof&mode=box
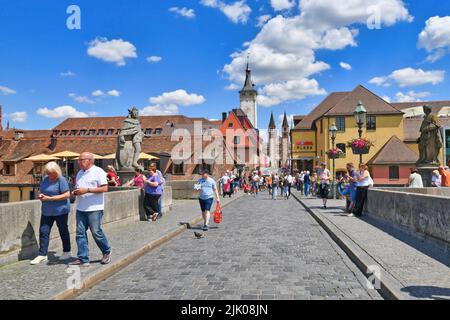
[324,85,403,116]
[368,136,418,165]
[294,92,349,130]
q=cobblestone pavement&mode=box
[78,193,381,300]
[0,195,240,300]
[296,194,450,300]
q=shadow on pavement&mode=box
[401,286,450,300]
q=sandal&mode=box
[151,214,158,221]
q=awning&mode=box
[102,152,159,160]
[51,151,80,158]
[74,153,104,160]
[24,154,61,161]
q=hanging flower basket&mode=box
[326,148,344,159]
[347,138,374,155]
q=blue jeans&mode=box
[304,183,310,196]
[272,184,278,199]
[76,210,111,263]
[39,214,71,256]
[158,186,164,217]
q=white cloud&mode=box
[271,0,296,11]
[87,37,137,66]
[382,96,391,103]
[369,67,445,87]
[74,96,96,104]
[418,16,450,62]
[147,56,162,63]
[223,0,412,107]
[340,62,352,70]
[37,106,88,119]
[201,0,251,24]
[395,91,431,103]
[60,71,76,77]
[140,104,179,116]
[258,79,326,107]
[225,83,240,91]
[169,7,196,19]
[257,15,272,27]
[9,112,27,123]
[107,90,121,97]
[0,85,16,95]
[149,89,205,106]
[92,90,105,97]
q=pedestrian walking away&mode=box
[318,163,331,208]
[143,166,163,222]
[30,162,72,265]
[69,152,112,267]
[195,170,220,231]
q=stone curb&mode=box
[51,194,243,300]
[292,193,413,301]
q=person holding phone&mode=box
[68,152,111,267]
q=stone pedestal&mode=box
[417,166,438,187]
[117,170,136,186]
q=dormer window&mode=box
[79,130,87,136]
[154,128,162,135]
[88,129,96,136]
[107,129,114,135]
[145,128,152,135]
[61,130,69,136]
[70,130,78,136]
[98,129,105,136]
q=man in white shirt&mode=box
[408,168,424,188]
[69,152,111,267]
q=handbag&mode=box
[214,202,222,224]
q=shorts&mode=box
[319,184,330,199]
[199,198,214,212]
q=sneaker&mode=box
[30,255,48,265]
[347,213,355,217]
[202,225,209,231]
[59,252,72,261]
[101,252,112,265]
[68,259,90,267]
[323,205,327,209]
[151,214,158,222]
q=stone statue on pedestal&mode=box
[417,105,443,166]
[116,107,145,172]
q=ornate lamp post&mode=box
[354,101,367,165]
[329,123,338,199]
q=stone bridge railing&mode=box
[365,188,450,247]
[0,187,172,266]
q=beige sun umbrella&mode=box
[139,152,159,160]
[24,154,61,161]
[438,106,450,117]
[74,153,104,160]
[102,152,159,160]
[51,151,80,158]
[102,153,116,160]
[402,106,425,118]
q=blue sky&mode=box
[1,0,450,131]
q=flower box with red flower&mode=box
[326,148,344,159]
[347,138,374,155]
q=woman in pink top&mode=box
[125,168,145,189]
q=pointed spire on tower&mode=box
[240,53,257,94]
[282,111,289,129]
[269,112,276,129]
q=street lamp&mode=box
[329,123,338,200]
[354,101,367,165]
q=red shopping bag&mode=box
[214,202,222,224]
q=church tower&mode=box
[267,112,278,168]
[280,112,290,169]
[239,62,258,128]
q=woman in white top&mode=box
[431,170,441,187]
[351,163,372,217]
[408,168,423,188]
